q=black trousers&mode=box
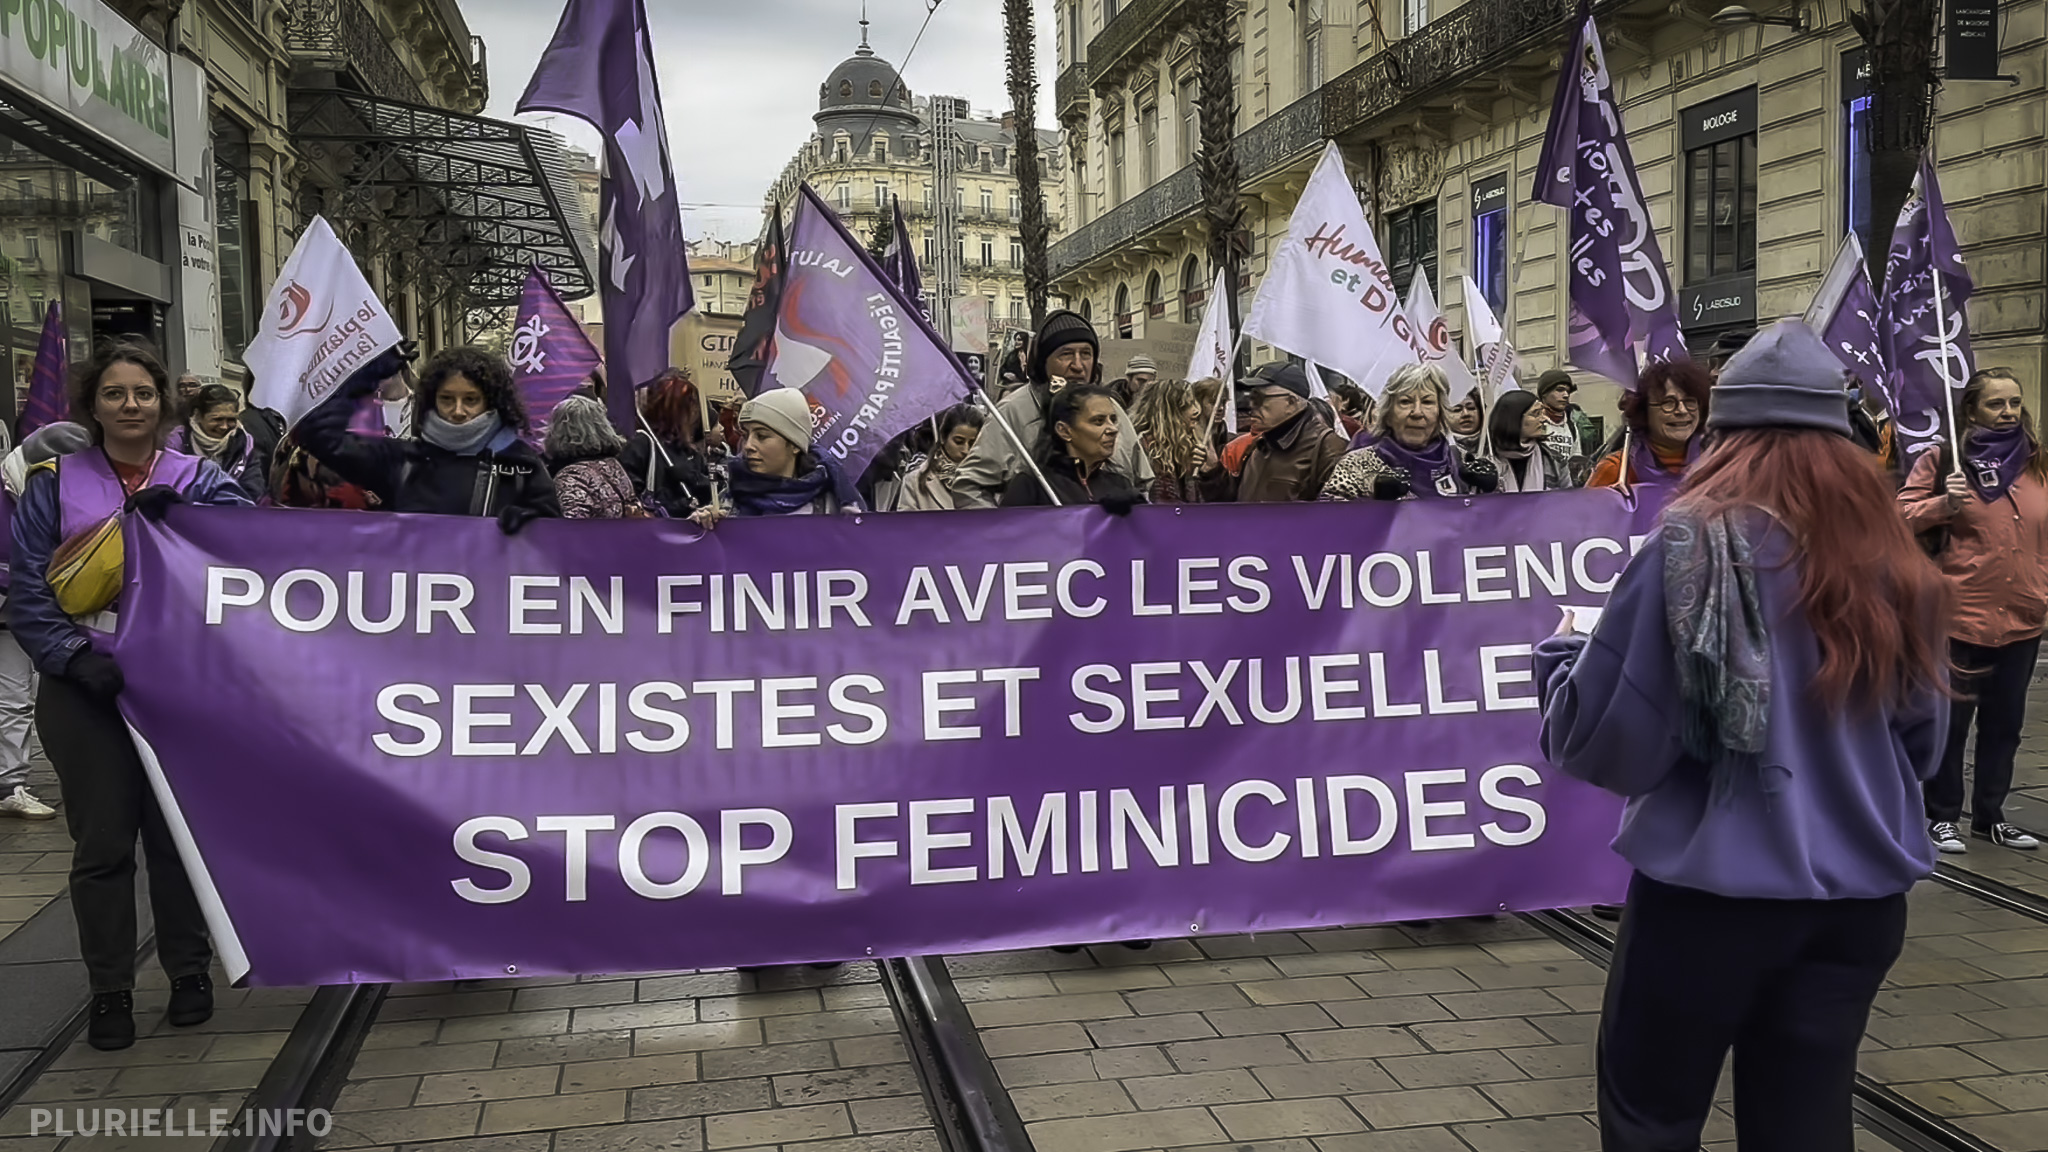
[1926,635,2039,828]
[1598,873,1906,1152]
[38,674,211,993]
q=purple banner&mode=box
[114,495,1658,987]
[1882,155,1975,462]
[20,301,66,438]
[511,266,604,444]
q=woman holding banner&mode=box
[299,346,560,531]
[690,388,862,525]
[1587,361,1712,489]
[1000,384,1147,509]
[1900,367,2047,853]
[1537,321,1949,1150]
[11,341,253,1050]
[1488,390,1586,493]
[1318,364,1499,501]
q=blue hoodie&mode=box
[1535,520,1945,901]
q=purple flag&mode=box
[1534,7,1687,387]
[1803,235,1889,408]
[881,195,924,313]
[511,266,604,444]
[1881,154,1974,463]
[518,0,691,429]
[114,491,1659,985]
[763,184,975,479]
[19,301,66,438]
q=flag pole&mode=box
[1930,266,1966,477]
[976,386,1063,506]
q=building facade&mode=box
[765,28,1067,337]
[0,0,591,409]
[1050,0,2048,422]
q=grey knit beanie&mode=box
[1707,320,1853,438]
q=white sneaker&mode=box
[1929,821,1968,854]
[0,784,55,820]
[1975,823,2041,850]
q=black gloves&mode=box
[1098,494,1142,517]
[124,485,184,522]
[1371,474,1412,501]
[66,648,124,699]
[498,504,549,536]
[341,342,419,399]
[1462,457,1501,494]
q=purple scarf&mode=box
[1963,425,2032,503]
[1626,434,1702,488]
[1371,434,1461,498]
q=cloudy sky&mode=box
[470,0,1059,243]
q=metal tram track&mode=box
[1522,908,2000,1152]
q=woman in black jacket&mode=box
[1001,384,1147,509]
[620,368,715,516]
[299,346,560,531]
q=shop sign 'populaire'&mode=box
[0,0,173,171]
[115,493,1662,986]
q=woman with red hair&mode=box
[623,368,716,517]
[1538,321,1950,1150]
[1586,360,1713,489]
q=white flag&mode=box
[1461,275,1523,402]
[245,217,402,427]
[1303,360,1331,400]
[1244,143,1418,393]
[1403,275,1479,402]
[1185,270,1234,384]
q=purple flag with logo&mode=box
[518,0,691,429]
[19,301,66,438]
[763,184,974,479]
[511,266,604,443]
[114,492,1657,985]
[1803,235,1889,407]
[1534,6,1688,387]
[881,195,924,312]
[1881,154,1974,463]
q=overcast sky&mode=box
[470,0,1059,243]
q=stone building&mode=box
[0,0,591,403]
[1050,0,2048,422]
[765,24,1067,334]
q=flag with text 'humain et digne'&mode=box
[760,183,977,482]
[510,266,605,444]
[519,0,692,429]
[1244,142,1421,396]
[1533,3,1687,388]
[1803,234,1889,408]
[1881,154,1974,464]
[244,217,403,428]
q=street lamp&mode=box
[1711,4,1811,29]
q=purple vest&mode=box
[58,449,203,539]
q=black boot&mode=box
[167,973,214,1027]
[88,991,135,1051]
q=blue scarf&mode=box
[728,456,862,517]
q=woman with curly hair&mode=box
[1587,360,1713,490]
[1131,378,1212,505]
[622,368,715,516]
[299,345,560,531]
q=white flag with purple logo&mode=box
[245,216,402,427]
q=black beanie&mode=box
[1029,310,1098,383]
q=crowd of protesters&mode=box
[2,297,2042,1124]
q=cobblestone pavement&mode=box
[0,693,2045,1151]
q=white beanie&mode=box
[739,388,815,451]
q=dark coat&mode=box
[1200,406,1349,503]
[619,429,712,516]
[299,384,560,520]
[999,454,1148,509]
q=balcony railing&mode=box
[1049,89,1325,279]
[1087,0,1192,91]
[286,0,425,104]
[1056,62,1092,122]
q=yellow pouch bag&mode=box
[47,516,123,617]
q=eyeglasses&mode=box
[1654,395,1700,414]
[97,386,158,407]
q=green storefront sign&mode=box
[0,0,173,171]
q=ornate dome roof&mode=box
[815,18,917,134]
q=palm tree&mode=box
[1003,0,1050,330]
[1851,0,1937,273]
[1194,0,1243,356]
